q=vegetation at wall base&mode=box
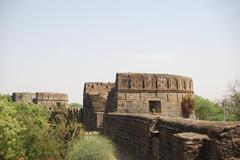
[0,94,117,160]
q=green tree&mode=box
[221,80,240,120]
[195,95,225,121]
[0,94,63,160]
[15,102,63,160]
[69,103,82,108]
[0,99,26,159]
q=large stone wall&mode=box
[83,82,114,131]
[104,113,240,160]
[84,72,195,131]
[107,73,194,117]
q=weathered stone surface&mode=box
[35,92,68,107]
[103,113,240,160]
[83,72,240,160]
[83,82,114,131]
[84,73,195,131]
[171,132,209,160]
[106,73,195,118]
[12,92,36,103]
[12,92,68,108]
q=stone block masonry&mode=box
[12,92,69,108]
[104,113,240,160]
[106,73,195,118]
[83,73,195,131]
[83,82,114,131]
[83,72,240,159]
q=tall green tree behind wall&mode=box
[195,95,224,121]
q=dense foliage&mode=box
[195,95,225,120]
[195,95,239,121]
[0,95,62,160]
[66,135,117,160]
[0,95,117,160]
[195,81,240,121]
[69,103,82,109]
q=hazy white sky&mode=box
[0,0,239,103]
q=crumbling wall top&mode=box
[84,82,114,95]
[36,92,68,101]
[116,73,193,92]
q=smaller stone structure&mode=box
[12,92,36,103]
[35,92,68,108]
[12,92,69,108]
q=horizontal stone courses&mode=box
[36,99,68,102]
[104,113,240,160]
[118,89,194,93]
[105,113,240,138]
[156,117,240,137]
[116,72,193,79]
[105,113,156,120]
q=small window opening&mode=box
[128,78,131,88]
[142,79,145,89]
[149,101,161,113]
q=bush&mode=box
[66,135,117,160]
[0,95,63,160]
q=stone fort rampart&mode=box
[104,113,240,160]
[83,72,240,160]
[106,73,194,117]
[83,82,114,130]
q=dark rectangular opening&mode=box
[149,101,161,113]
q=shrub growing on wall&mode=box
[181,95,195,118]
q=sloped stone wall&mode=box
[103,113,240,160]
[104,113,155,160]
[83,82,114,131]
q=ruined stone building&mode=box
[83,82,114,130]
[83,73,194,130]
[12,92,69,108]
[106,73,194,117]
[12,92,84,124]
[83,73,240,160]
